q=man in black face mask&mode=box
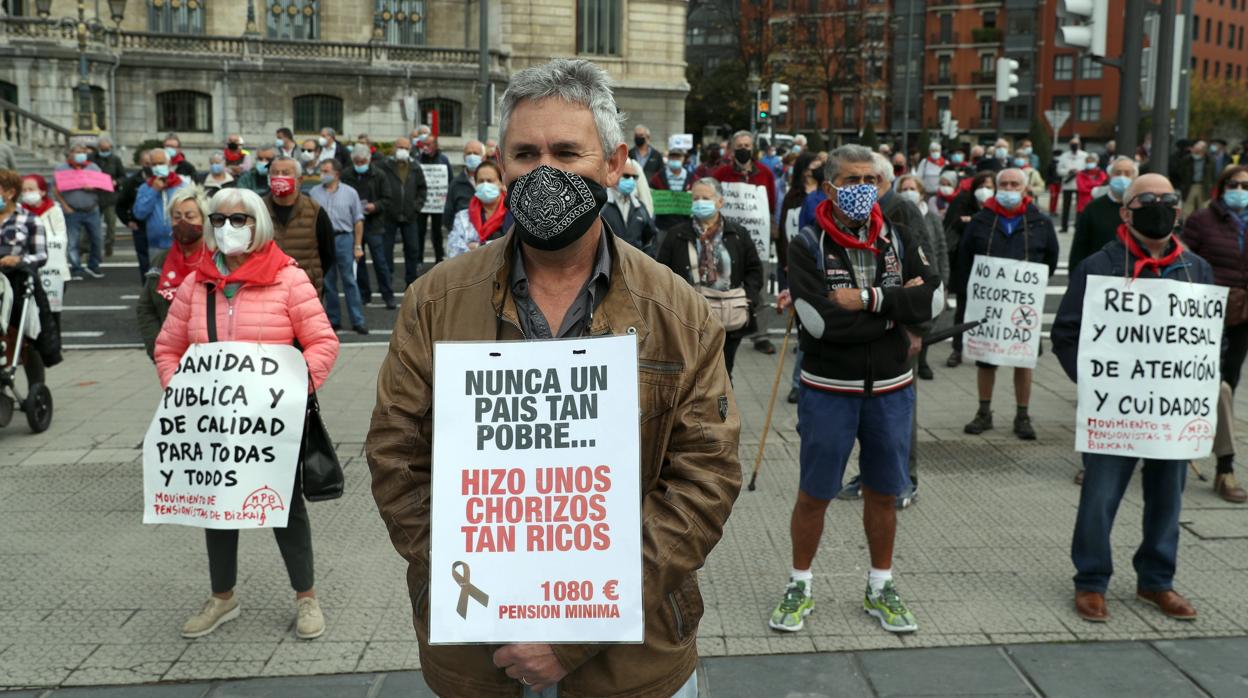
[1052,173,1213,624]
[367,58,741,698]
[628,124,664,181]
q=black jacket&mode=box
[656,218,764,337]
[600,194,660,256]
[91,153,127,207]
[377,158,429,223]
[880,189,938,334]
[1052,237,1215,382]
[1069,194,1123,272]
[629,145,665,181]
[444,170,475,230]
[116,169,147,228]
[954,204,1060,295]
[342,166,392,233]
[787,216,940,395]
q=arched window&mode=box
[293,94,342,134]
[148,0,204,33]
[374,0,426,45]
[419,98,462,138]
[268,0,318,40]
[1,80,17,142]
[157,90,212,133]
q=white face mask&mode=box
[394,148,411,162]
[974,187,995,204]
[317,136,329,147]
[899,190,922,205]
[938,185,956,197]
[20,192,43,206]
[214,222,252,256]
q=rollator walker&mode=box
[0,264,53,433]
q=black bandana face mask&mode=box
[508,165,608,251]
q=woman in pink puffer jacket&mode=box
[153,188,339,643]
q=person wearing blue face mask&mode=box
[1013,147,1046,200]
[656,176,762,378]
[600,161,659,255]
[162,134,197,178]
[52,144,106,279]
[343,144,396,309]
[91,135,127,258]
[443,139,487,241]
[239,145,277,198]
[1180,165,1248,503]
[198,152,237,198]
[310,158,367,334]
[447,159,507,259]
[133,147,191,258]
[1070,156,1138,273]
[956,168,1059,441]
[649,148,693,239]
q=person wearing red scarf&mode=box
[19,175,70,310]
[447,161,507,259]
[137,186,209,359]
[773,144,941,636]
[1051,173,1212,624]
[956,169,1060,441]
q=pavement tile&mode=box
[1007,642,1206,697]
[702,653,872,697]
[355,641,421,673]
[259,640,368,677]
[51,685,211,697]
[1152,637,1248,698]
[208,673,378,697]
[857,646,1032,696]
[374,671,437,698]
[161,661,268,683]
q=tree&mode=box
[1189,76,1248,140]
[789,0,879,148]
[685,60,752,140]
[1028,117,1052,172]
[861,123,879,149]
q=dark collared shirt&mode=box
[511,228,612,339]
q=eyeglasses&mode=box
[208,213,255,227]
[1128,192,1180,207]
[1224,181,1248,191]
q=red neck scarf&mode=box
[224,148,245,164]
[156,243,208,301]
[815,198,885,255]
[195,240,294,287]
[927,156,946,167]
[170,152,186,167]
[469,192,507,244]
[148,172,184,189]
[21,196,54,217]
[1116,225,1184,278]
[982,194,1032,218]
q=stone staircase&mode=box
[9,143,57,179]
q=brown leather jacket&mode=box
[265,193,325,294]
[366,227,742,698]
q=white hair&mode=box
[871,152,894,183]
[692,176,723,197]
[351,145,371,162]
[500,58,625,157]
[207,188,275,254]
[165,184,210,224]
[1108,156,1140,177]
[996,168,1027,186]
[824,144,875,183]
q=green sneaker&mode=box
[863,579,918,633]
[768,580,814,632]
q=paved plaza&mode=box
[4,338,1248,693]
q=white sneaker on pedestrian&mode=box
[82,268,104,279]
[181,595,240,638]
[295,597,325,640]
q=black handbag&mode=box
[206,286,343,502]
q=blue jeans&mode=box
[132,224,150,283]
[322,233,366,328]
[1072,454,1186,594]
[355,227,394,305]
[389,220,421,287]
[797,384,914,499]
[65,209,103,273]
[523,670,697,698]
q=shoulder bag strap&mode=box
[206,283,218,343]
[687,240,700,284]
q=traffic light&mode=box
[938,109,960,140]
[758,99,770,121]
[769,82,790,118]
[1056,0,1108,57]
[995,57,1020,102]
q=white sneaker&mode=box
[295,597,325,640]
[181,595,240,638]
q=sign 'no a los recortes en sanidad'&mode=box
[1076,276,1227,459]
[429,335,643,645]
[143,342,308,529]
[962,255,1049,368]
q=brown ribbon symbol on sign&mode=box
[452,561,489,619]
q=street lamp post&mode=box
[747,70,761,134]
[35,0,126,135]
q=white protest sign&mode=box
[1076,276,1227,459]
[720,181,771,260]
[668,133,694,151]
[143,342,308,529]
[962,255,1049,368]
[40,223,68,313]
[429,335,642,644]
[422,164,449,214]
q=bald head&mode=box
[1124,173,1174,204]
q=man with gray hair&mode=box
[773,144,939,636]
[367,58,740,698]
[1070,156,1139,272]
[629,124,664,181]
[91,134,126,257]
[955,167,1059,440]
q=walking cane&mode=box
[748,308,795,492]
[1189,460,1208,482]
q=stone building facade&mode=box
[0,0,689,165]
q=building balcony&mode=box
[972,70,996,85]
[0,17,511,73]
[929,74,955,85]
[928,31,958,45]
[970,27,1002,43]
